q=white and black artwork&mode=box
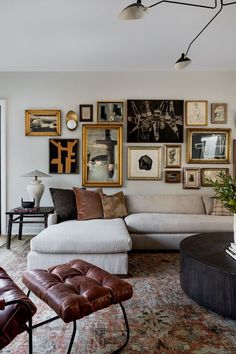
[128,146,161,180]
[127,99,184,143]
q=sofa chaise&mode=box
[27,194,233,274]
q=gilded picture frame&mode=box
[211,103,227,124]
[201,168,229,187]
[97,101,124,123]
[183,168,200,189]
[25,109,61,136]
[128,146,162,180]
[82,124,123,187]
[165,170,181,183]
[186,128,231,164]
[164,145,181,168]
[185,101,208,126]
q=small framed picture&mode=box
[165,170,181,183]
[79,105,93,122]
[201,168,229,187]
[164,145,181,168]
[97,101,124,123]
[25,110,61,136]
[49,139,79,174]
[211,103,227,124]
[128,146,162,180]
[185,101,208,126]
[183,168,200,189]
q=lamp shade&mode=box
[119,1,148,20]
[174,53,192,70]
[21,170,50,178]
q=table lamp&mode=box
[21,170,51,207]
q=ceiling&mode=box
[0,0,235,71]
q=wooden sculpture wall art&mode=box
[127,99,184,143]
[49,139,79,173]
[82,124,122,187]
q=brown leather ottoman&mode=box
[22,259,133,353]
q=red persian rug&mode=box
[1,239,236,353]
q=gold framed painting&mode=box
[25,110,61,136]
[164,145,181,168]
[82,124,123,187]
[183,168,200,189]
[128,146,162,180]
[97,101,124,123]
[165,170,181,183]
[186,128,231,164]
[185,101,208,126]
[211,103,227,124]
[201,168,229,187]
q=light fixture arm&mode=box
[185,0,224,56]
[149,0,217,10]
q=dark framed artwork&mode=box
[165,170,181,183]
[183,168,200,189]
[127,99,184,143]
[211,103,227,124]
[82,124,123,187]
[128,146,161,180]
[79,104,93,122]
[164,145,181,168]
[201,168,229,187]
[49,139,79,174]
[186,128,231,164]
[25,110,61,136]
[97,101,124,123]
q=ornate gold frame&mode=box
[201,167,229,187]
[186,128,231,164]
[82,124,123,187]
[25,110,61,136]
[128,146,162,180]
[183,168,200,189]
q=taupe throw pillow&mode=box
[73,187,103,220]
[211,198,233,216]
[100,191,128,219]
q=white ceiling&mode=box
[0,0,235,71]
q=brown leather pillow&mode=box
[73,187,103,220]
[100,191,128,219]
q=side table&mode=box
[5,207,54,249]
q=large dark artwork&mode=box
[49,139,79,173]
[127,99,184,143]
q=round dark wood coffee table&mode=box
[180,232,236,319]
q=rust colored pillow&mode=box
[73,188,103,220]
[100,191,128,219]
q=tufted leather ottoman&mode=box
[22,259,133,353]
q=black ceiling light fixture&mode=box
[119,0,236,70]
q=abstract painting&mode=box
[49,139,79,173]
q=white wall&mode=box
[0,71,236,215]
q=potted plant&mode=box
[209,171,236,239]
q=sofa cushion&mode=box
[211,198,233,216]
[125,195,205,214]
[125,213,233,234]
[73,187,103,220]
[50,188,77,222]
[31,219,132,254]
[100,191,128,219]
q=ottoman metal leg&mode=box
[112,303,130,353]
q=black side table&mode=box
[5,207,54,249]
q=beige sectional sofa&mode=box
[27,194,233,274]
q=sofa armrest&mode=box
[48,213,58,226]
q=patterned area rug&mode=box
[1,240,236,353]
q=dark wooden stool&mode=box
[22,259,133,353]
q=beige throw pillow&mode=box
[211,198,233,216]
[100,191,128,219]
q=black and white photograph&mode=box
[97,101,124,123]
[187,128,231,163]
[128,146,162,180]
[127,99,184,143]
[82,124,123,187]
[25,110,61,136]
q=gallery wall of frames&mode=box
[25,99,234,190]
